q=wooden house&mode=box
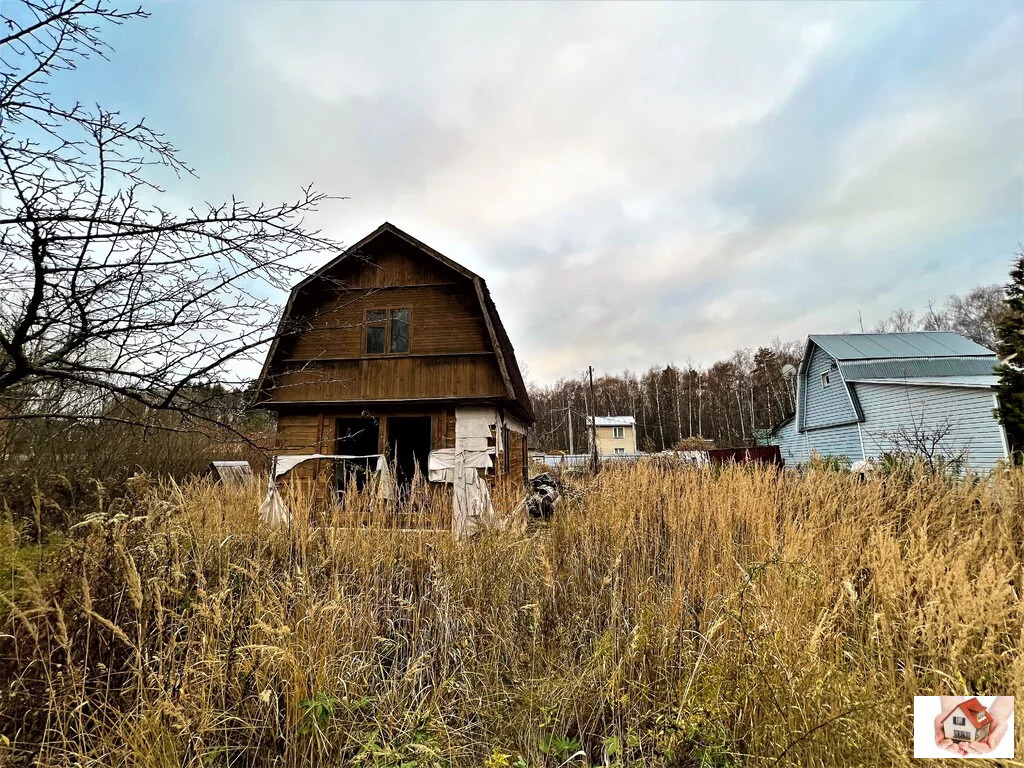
[254,223,534,495]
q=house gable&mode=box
[256,224,534,423]
[799,341,860,431]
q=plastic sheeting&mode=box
[273,453,382,479]
[259,454,395,527]
[259,467,291,527]
[427,448,492,483]
[451,451,496,538]
[455,406,496,452]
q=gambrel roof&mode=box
[808,332,994,360]
[773,331,1000,437]
[254,222,534,423]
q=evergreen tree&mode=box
[995,254,1024,459]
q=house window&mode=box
[615,447,625,455]
[953,730,972,740]
[953,717,966,726]
[821,371,831,388]
[365,308,411,355]
[613,426,625,439]
[389,309,410,353]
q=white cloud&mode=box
[130,0,1024,382]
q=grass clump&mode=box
[1,463,1021,766]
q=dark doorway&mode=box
[387,416,431,487]
[335,417,380,492]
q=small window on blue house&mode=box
[821,371,831,388]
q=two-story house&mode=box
[586,415,638,456]
[771,332,1008,471]
[255,223,534,492]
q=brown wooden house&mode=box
[254,223,534,493]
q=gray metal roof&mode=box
[837,356,998,381]
[809,332,994,360]
[845,375,999,389]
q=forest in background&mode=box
[527,285,1005,452]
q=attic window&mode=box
[365,308,411,355]
[821,371,831,388]
[953,716,966,726]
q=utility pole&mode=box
[589,365,600,472]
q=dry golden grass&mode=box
[1,464,1022,767]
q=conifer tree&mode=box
[995,253,1024,459]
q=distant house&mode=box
[941,698,993,743]
[586,416,638,456]
[771,332,1008,471]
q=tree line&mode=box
[528,284,1007,453]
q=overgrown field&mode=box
[1,465,1022,767]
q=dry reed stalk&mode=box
[0,463,1020,766]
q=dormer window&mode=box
[821,371,831,388]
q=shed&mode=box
[206,461,254,485]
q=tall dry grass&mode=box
[1,464,1021,767]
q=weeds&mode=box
[0,463,1021,766]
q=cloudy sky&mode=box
[65,1,1023,384]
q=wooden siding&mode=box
[287,283,492,360]
[335,245,458,289]
[264,241,510,408]
[269,355,507,403]
[855,383,1007,471]
[801,343,859,430]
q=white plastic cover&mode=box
[273,453,381,478]
[455,406,497,452]
[452,452,495,538]
[427,448,492,483]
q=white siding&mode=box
[774,419,805,465]
[802,344,858,430]
[773,420,863,466]
[805,424,863,464]
[855,383,1007,471]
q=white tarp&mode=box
[455,406,497,452]
[260,454,394,527]
[273,453,382,478]
[259,473,291,527]
[452,451,496,538]
[427,448,492,483]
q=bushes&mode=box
[0,418,269,522]
[1,466,1022,766]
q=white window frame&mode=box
[612,426,625,439]
[614,447,625,455]
[821,371,831,388]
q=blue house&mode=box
[771,332,1009,471]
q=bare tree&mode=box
[0,1,342,431]
[873,307,918,333]
[942,285,1005,349]
[877,415,968,475]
